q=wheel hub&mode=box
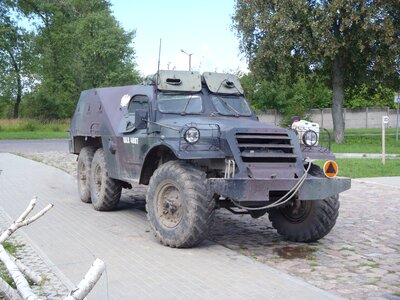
[280,200,312,223]
[157,182,183,228]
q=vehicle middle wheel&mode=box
[89,148,122,211]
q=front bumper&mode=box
[209,176,351,204]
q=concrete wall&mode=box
[257,107,399,129]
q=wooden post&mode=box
[382,116,386,165]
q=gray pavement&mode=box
[355,176,400,187]
[0,153,339,299]
[0,139,68,153]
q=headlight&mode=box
[184,127,200,144]
[302,130,318,146]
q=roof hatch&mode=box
[157,70,201,92]
[202,72,244,95]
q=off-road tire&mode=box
[77,147,96,203]
[146,160,215,248]
[89,148,122,211]
[268,164,340,242]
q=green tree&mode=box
[16,0,140,119]
[0,2,35,118]
[233,0,400,142]
[241,73,331,124]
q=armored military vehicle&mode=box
[69,70,351,248]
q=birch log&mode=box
[10,254,43,285]
[64,259,106,300]
[0,199,53,244]
[0,245,39,300]
[0,276,23,300]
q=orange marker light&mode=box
[323,160,339,178]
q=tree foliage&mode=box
[241,73,332,124]
[0,0,140,119]
[0,2,35,118]
[233,0,400,142]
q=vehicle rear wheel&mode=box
[90,148,122,211]
[77,147,96,203]
[268,164,340,242]
[146,161,215,248]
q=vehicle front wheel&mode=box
[89,148,122,211]
[146,161,215,248]
[268,195,340,242]
[268,163,340,242]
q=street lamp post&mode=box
[181,49,192,71]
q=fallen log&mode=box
[64,258,106,300]
[0,244,39,300]
[0,198,53,244]
[0,276,22,300]
[10,254,43,285]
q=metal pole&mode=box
[180,49,192,71]
[396,102,399,144]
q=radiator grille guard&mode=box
[236,132,296,163]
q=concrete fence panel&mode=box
[256,107,399,129]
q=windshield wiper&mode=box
[180,94,193,115]
[215,95,241,117]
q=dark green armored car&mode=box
[69,70,351,248]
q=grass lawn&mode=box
[0,131,68,139]
[329,128,400,154]
[0,119,69,140]
[315,158,400,178]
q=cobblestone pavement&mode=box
[21,151,400,299]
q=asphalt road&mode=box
[0,139,69,153]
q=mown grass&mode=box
[315,158,400,178]
[331,128,400,154]
[0,119,69,139]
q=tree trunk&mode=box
[331,55,345,143]
[13,75,22,119]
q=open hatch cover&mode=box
[157,70,202,92]
[202,72,244,95]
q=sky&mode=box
[109,0,248,76]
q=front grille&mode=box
[236,132,296,163]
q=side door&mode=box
[117,95,149,181]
